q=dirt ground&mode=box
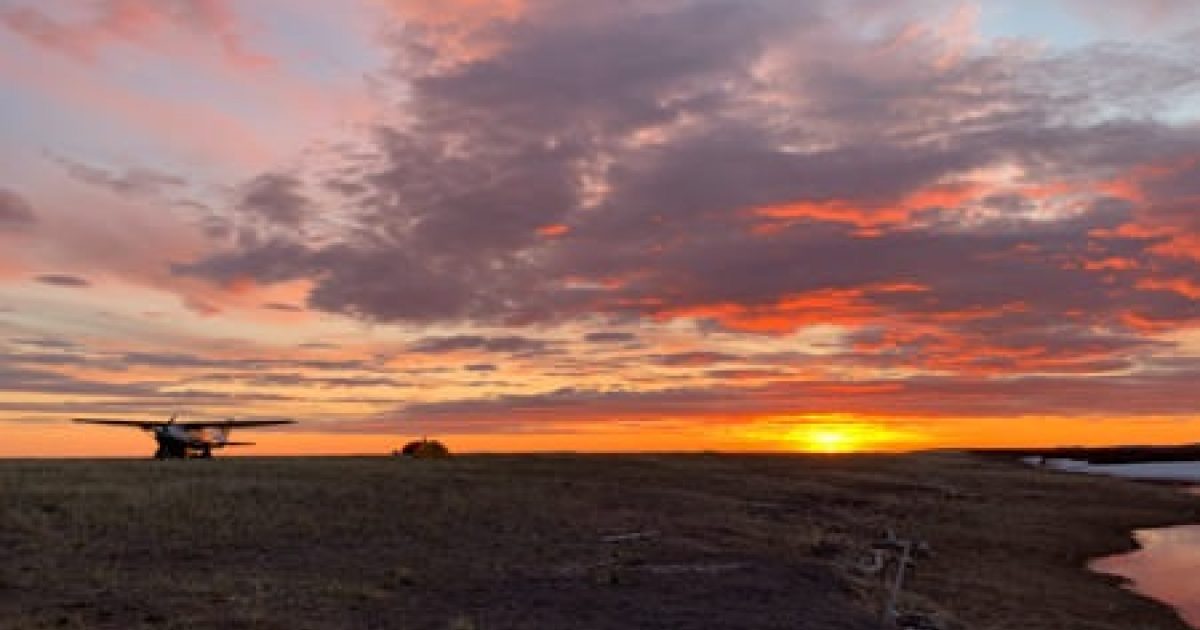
[1,453,1197,629]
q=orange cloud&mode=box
[652,283,927,334]
[749,180,986,234]
[536,223,570,237]
[1136,278,1200,300]
[373,0,526,67]
[1082,257,1140,271]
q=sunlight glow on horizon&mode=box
[7,413,1200,457]
[795,425,877,454]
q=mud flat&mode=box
[1,453,1196,629]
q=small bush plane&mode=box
[73,415,296,459]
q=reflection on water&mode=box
[1043,460,1200,483]
[1091,523,1200,628]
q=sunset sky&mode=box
[2,0,1199,456]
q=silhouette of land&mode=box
[974,443,1200,465]
[1,453,1195,629]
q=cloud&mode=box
[53,157,186,199]
[393,365,1200,432]
[181,2,1200,340]
[0,361,289,408]
[0,363,154,396]
[9,336,78,350]
[237,173,312,228]
[0,0,274,70]
[117,351,370,372]
[1,351,86,367]
[147,0,1200,426]
[652,352,740,367]
[408,334,552,355]
[262,302,304,312]
[463,363,497,372]
[584,331,637,344]
[200,372,411,389]
[34,273,91,288]
[0,188,37,229]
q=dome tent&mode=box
[397,438,450,458]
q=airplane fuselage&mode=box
[153,425,231,459]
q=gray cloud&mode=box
[238,173,311,228]
[2,352,86,367]
[10,337,78,350]
[34,273,91,288]
[652,352,740,367]
[118,351,372,372]
[175,0,1200,402]
[0,188,36,229]
[201,372,411,389]
[584,331,638,344]
[463,363,497,372]
[54,157,186,198]
[0,363,290,409]
[408,334,553,355]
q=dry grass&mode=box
[0,453,1196,629]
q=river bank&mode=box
[1,453,1197,629]
[1043,463,1200,629]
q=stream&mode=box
[1091,523,1200,628]
[1059,460,1200,629]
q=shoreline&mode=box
[2,453,1198,629]
[835,453,1200,629]
[1040,460,1200,629]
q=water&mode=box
[1039,459,1200,483]
[1091,523,1200,628]
[1034,460,1200,626]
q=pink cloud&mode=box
[2,2,385,175]
[0,0,275,71]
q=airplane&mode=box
[73,415,296,459]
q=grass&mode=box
[1,453,1197,629]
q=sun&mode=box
[797,425,865,454]
[785,419,913,453]
[801,427,859,451]
[734,415,923,453]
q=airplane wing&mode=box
[74,418,295,429]
[210,419,296,428]
[164,419,297,428]
[73,418,161,429]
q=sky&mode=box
[1,0,1199,456]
